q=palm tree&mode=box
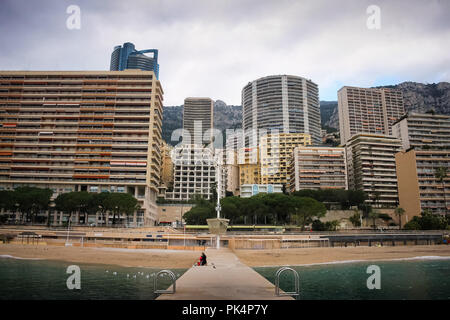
[369,209,379,231]
[435,167,448,215]
[372,191,381,208]
[394,207,405,230]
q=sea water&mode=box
[1,256,449,300]
[254,257,450,300]
[0,256,186,300]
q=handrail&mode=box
[154,270,177,294]
[275,267,300,297]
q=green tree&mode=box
[403,218,421,230]
[369,209,379,230]
[105,193,139,225]
[54,192,79,226]
[292,189,367,210]
[71,192,93,225]
[312,219,326,231]
[220,196,241,224]
[13,187,53,224]
[394,207,405,230]
[183,197,215,225]
[0,190,17,222]
[417,209,447,230]
[348,190,368,208]
[371,191,382,208]
[291,197,326,230]
[312,219,340,231]
[325,220,340,231]
[349,209,361,227]
[92,192,111,226]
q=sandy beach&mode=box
[0,244,201,268]
[1,243,449,268]
[233,245,450,267]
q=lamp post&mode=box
[215,158,222,249]
[206,148,229,250]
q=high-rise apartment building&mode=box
[242,75,321,145]
[110,42,160,79]
[160,141,174,188]
[182,97,214,145]
[392,112,450,150]
[260,133,311,186]
[289,146,347,192]
[165,145,225,201]
[0,70,163,225]
[338,86,405,144]
[345,134,402,208]
[396,149,449,219]
[225,161,240,196]
[238,147,260,186]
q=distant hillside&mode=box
[320,101,338,132]
[324,81,450,130]
[163,82,450,145]
[162,105,183,145]
[162,101,242,146]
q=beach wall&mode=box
[157,204,192,224]
[323,209,397,228]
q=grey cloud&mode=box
[0,0,449,104]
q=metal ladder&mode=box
[275,267,300,297]
[154,270,177,294]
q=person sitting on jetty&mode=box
[199,252,207,266]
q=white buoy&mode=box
[146,275,149,279]
[113,272,117,275]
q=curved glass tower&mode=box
[110,42,159,79]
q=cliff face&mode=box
[324,81,450,129]
[212,100,242,131]
[393,82,450,115]
[162,100,242,145]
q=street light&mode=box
[215,156,222,249]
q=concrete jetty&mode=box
[157,248,293,300]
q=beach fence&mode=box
[17,232,42,245]
[228,235,331,250]
[281,237,330,248]
[228,238,281,250]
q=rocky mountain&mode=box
[320,101,338,133]
[382,82,450,115]
[323,81,450,130]
[163,82,450,145]
[213,100,242,131]
[162,105,183,145]
[162,101,242,146]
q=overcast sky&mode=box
[0,0,449,105]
